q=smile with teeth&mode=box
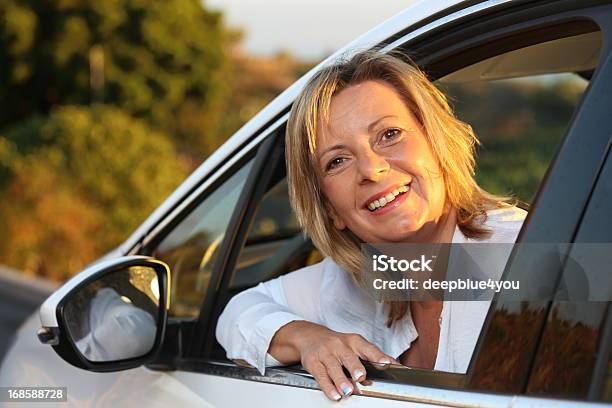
[367,184,410,211]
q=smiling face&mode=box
[315,80,452,244]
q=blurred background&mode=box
[0,0,587,357]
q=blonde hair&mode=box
[286,49,513,326]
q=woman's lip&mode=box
[363,182,411,209]
[366,186,410,216]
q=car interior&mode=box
[438,30,601,83]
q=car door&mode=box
[130,1,612,407]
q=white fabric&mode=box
[216,205,527,375]
[75,287,157,362]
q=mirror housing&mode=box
[38,256,170,372]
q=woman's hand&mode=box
[269,320,399,401]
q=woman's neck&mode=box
[435,206,458,243]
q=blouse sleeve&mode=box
[215,258,328,375]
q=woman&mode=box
[216,49,526,401]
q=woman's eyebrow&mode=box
[368,115,398,132]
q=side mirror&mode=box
[38,256,170,372]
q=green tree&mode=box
[0,0,239,159]
[0,106,187,280]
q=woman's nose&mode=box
[357,149,390,183]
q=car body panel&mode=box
[0,315,212,408]
[2,315,608,407]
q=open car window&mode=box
[214,34,599,316]
[210,18,603,370]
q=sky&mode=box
[206,0,418,60]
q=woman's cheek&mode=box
[323,180,348,211]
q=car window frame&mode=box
[187,125,287,358]
[143,0,612,404]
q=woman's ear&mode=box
[325,202,346,230]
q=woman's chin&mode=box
[387,218,435,241]
[374,227,424,243]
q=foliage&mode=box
[0,0,314,281]
[215,51,315,139]
[0,0,240,159]
[441,77,587,203]
[0,106,187,280]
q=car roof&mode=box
[119,0,481,254]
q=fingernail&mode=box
[331,390,341,401]
[378,358,391,365]
[341,383,353,396]
[353,369,365,381]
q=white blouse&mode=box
[216,206,527,375]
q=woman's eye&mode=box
[380,128,401,143]
[326,157,346,171]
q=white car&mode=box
[1,0,611,406]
